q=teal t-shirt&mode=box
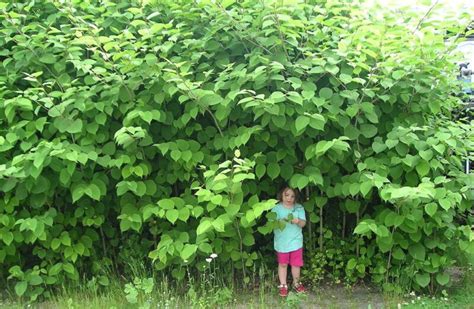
[272,202,306,253]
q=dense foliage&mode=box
[0,0,472,300]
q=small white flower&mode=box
[184,259,188,263]
[206,258,212,263]
[417,296,421,300]
[210,253,218,259]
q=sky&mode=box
[367,0,474,11]
[367,0,474,64]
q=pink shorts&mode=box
[276,248,303,267]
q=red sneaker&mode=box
[278,284,288,297]
[294,282,306,293]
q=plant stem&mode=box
[319,203,323,252]
[356,210,360,257]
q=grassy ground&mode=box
[1,267,472,308]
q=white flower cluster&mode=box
[206,253,218,263]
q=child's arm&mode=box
[290,206,306,228]
[290,217,306,228]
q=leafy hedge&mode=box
[0,0,472,300]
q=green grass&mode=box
[1,266,473,308]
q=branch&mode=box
[412,0,440,34]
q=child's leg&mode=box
[278,263,288,285]
[289,248,304,286]
[291,265,301,285]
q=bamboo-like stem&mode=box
[306,186,312,254]
[356,210,360,257]
[319,202,323,252]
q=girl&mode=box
[272,186,306,297]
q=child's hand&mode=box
[291,218,300,224]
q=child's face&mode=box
[282,189,295,206]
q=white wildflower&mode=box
[210,253,218,259]
[206,258,212,263]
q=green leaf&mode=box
[377,235,393,253]
[347,258,357,269]
[392,70,405,80]
[158,199,174,210]
[51,238,61,250]
[433,144,445,154]
[436,273,449,285]
[15,281,27,297]
[308,114,326,130]
[267,163,280,180]
[319,87,333,99]
[290,174,309,189]
[85,184,101,201]
[198,242,213,253]
[392,247,405,260]
[408,243,426,261]
[255,164,266,179]
[49,263,63,276]
[345,200,360,213]
[419,150,433,161]
[439,199,451,210]
[29,274,43,285]
[165,209,179,224]
[295,116,310,133]
[67,119,83,134]
[360,181,372,197]
[198,93,223,106]
[61,233,71,246]
[415,160,430,177]
[415,273,430,288]
[39,54,56,64]
[354,222,370,234]
[212,217,225,232]
[170,150,181,161]
[424,203,437,217]
[63,263,75,274]
[385,139,398,149]
[339,73,352,84]
[178,207,190,222]
[180,244,198,261]
[243,233,255,246]
[98,276,110,286]
[372,140,387,153]
[349,183,359,196]
[197,220,212,235]
[2,231,13,246]
[360,124,377,138]
[340,90,359,100]
[72,185,85,203]
[288,92,303,105]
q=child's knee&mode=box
[278,263,288,267]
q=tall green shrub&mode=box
[0,0,472,300]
